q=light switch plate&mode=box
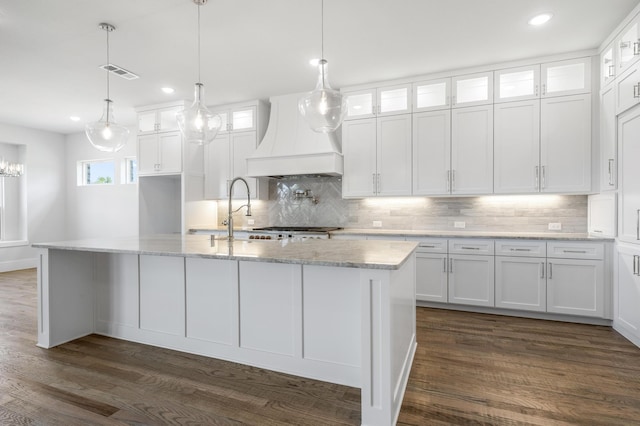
[548,222,562,230]
[373,221,382,228]
[248,219,255,225]
[454,221,466,228]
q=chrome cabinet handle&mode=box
[542,83,546,96]
[452,95,456,106]
[636,255,640,276]
[421,245,436,248]
[592,229,603,233]
[634,83,640,99]
[449,258,453,273]
[548,262,553,279]
[451,170,456,192]
[609,65,615,78]
[510,248,531,252]
[446,170,451,192]
[461,246,480,250]
[636,209,640,240]
[535,166,539,190]
[634,40,640,55]
[563,250,587,254]
[608,159,615,186]
[443,257,447,273]
[540,262,545,279]
[535,85,539,97]
[372,173,376,194]
[541,166,546,189]
[377,173,381,193]
[634,255,638,276]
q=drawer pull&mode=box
[461,246,480,250]
[592,230,603,233]
[540,262,545,279]
[510,248,531,252]
[420,245,436,248]
[548,262,553,279]
[443,257,447,273]
[563,250,587,254]
[634,255,638,276]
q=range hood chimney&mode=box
[246,92,343,178]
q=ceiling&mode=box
[1,0,638,135]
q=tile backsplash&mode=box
[222,176,587,233]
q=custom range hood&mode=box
[246,92,343,178]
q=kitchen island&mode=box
[33,235,418,426]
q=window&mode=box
[78,160,115,186]
[124,157,137,184]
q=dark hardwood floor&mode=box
[1,269,640,425]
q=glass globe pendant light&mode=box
[177,0,221,145]
[85,23,130,152]
[298,0,346,133]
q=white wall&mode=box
[0,123,66,272]
[65,129,138,240]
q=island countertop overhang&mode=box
[32,234,418,270]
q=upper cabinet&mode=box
[412,78,451,112]
[494,65,540,103]
[540,57,591,98]
[615,59,640,114]
[601,42,616,88]
[344,84,411,120]
[137,104,183,134]
[452,72,493,108]
[210,105,257,133]
[616,14,640,75]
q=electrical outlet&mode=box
[247,219,255,225]
[372,221,382,228]
[454,221,466,229]
[548,222,562,230]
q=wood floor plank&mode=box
[2,269,640,425]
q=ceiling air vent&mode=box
[99,63,139,80]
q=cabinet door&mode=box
[546,259,604,317]
[342,118,377,197]
[615,246,640,340]
[617,17,640,74]
[540,94,591,193]
[138,111,158,134]
[451,105,493,194]
[495,257,546,312]
[377,84,411,116]
[377,114,412,196]
[600,84,617,190]
[413,110,451,195]
[231,107,256,132]
[231,131,258,199]
[413,78,450,112]
[494,65,540,103]
[588,193,617,238]
[415,253,448,303]
[138,134,159,174]
[615,60,640,115]
[158,107,181,132]
[541,57,591,97]
[204,134,231,199]
[618,105,640,243]
[448,254,494,307]
[452,72,493,107]
[158,133,182,173]
[601,43,616,87]
[344,89,376,120]
[493,100,540,194]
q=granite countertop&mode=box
[330,229,614,241]
[32,235,418,270]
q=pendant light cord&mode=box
[197,2,202,84]
[105,26,111,122]
[320,0,326,88]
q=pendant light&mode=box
[298,0,346,133]
[177,0,221,146]
[85,23,130,153]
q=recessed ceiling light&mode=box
[161,87,175,94]
[309,58,320,66]
[69,116,80,122]
[528,13,553,26]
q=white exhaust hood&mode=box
[246,92,343,178]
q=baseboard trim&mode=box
[0,258,37,273]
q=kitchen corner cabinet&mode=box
[618,104,640,244]
[138,132,182,175]
[616,14,640,75]
[540,94,591,193]
[615,243,640,347]
[600,84,617,190]
[342,113,412,197]
[203,101,269,200]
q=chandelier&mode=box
[0,157,24,177]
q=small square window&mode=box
[78,160,115,186]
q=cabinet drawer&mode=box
[547,242,604,260]
[449,239,494,255]
[406,237,447,253]
[495,240,546,257]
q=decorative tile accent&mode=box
[220,177,588,233]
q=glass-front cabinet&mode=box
[210,105,256,133]
[412,78,451,112]
[343,84,411,120]
[601,43,616,87]
[452,72,493,108]
[494,65,540,102]
[137,105,182,134]
[617,16,640,74]
[541,57,591,97]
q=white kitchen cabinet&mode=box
[137,104,183,134]
[203,101,268,200]
[451,72,493,108]
[448,253,495,307]
[138,132,183,175]
[495,257,546,312]
[601,42,616,88]
[412,78,451,112]
[540,94,591,193]
[618,104,640,244]
[616,14,640,75]
[541,57,591,98]
[588,193,617,238]
[343,84,411,120]
[412,110,450,195]
[615,59,640,115]
[494,65,540,103]
[546,242,605,318]
[600,84,617,190]
[415,252,448,303]
[450,105,493,194]
[615,243,640,347]
[342,114,412,197]
[493,100,540,194]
